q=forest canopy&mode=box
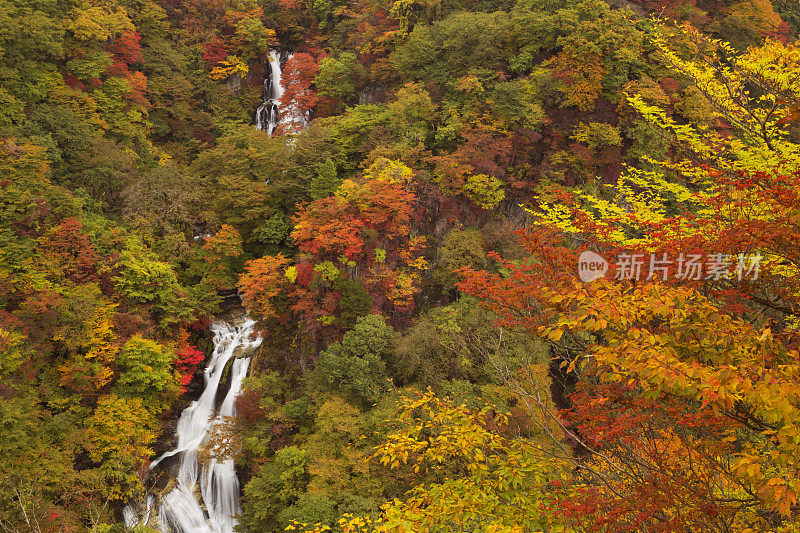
[1,0,799,529]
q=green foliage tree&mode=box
[240,446,310,531]
[115,335,178,406]
[0,393,81,532]
[316,52,363,108]
[192,126,298,239]
[489,78,546,129]
[392,296,546,386]
[308,158,341,200]
[309,314,396,406]
[431,228,488,296]
[253,213,294,257]
[334,277,372,329]
[122,162,197,257]
[279,494,338,530]
[291,391,566,533]
[113,241,191,325]
[394,12,510,86]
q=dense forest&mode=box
[1,0,800,528]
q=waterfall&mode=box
[125,319,262,532]
[254,50,284,136]
[253,50,308,136]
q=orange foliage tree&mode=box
[289,159,427,327]
[455,30,800,531]
[277,53,320,135]
[456,141,800,533]
[458,174,800,529]
[36,217,100,284]
[196,224,244,292]
[239,253,291,324]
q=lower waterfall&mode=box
[125,319,262,532]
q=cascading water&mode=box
[254,50,284,136]
[125,319,262,532]
[254,50,308,136]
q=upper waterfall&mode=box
[254,50,308,136]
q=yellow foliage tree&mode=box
[68,0,134,41]
[85,394,157,500]
[57,302,119,392]
[209,55,250,80]
[536,280,800,524]
[629,24,800,172]
[290,390,567,533]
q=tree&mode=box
[714,0,784,49]
[453,28,800,532]
[531,280,799,530]
[488,78,546,130]
[392,296,547,388]
[393,12,510,86]
[627,24,800,170]
[493,168,800,529]
[291,158,418,263]
[547,41,606,112]
[36,217,100,283]
[121,162,197,257]
[289,159,428,324]
[548,27,800,305]
[196,224,244,292]
[57,301,119,394]
[451,218,800,530]
[240,446,310,531]
[114,335,178,407]
[0,327,28,377]
[384,82,435,165]
[308,158,341,200]
[429,123,513,194]
[309,314,395,406]
[175,329,205,392]
[238,253,291,323]
[291,390,565,533]
[192,125,296,237]
[203,37,229,68]
[113,241,191,325]
[316,53,363,110]
[0,140,58,267]
[67,0,134,42]
[85,394,157,500]
[461,173,505,209]
[229,8,276,59]
[253,213,293,254]
[105,29,150,109]
[278,53,320,135]
[301,396,375,499]
[0,394,81,533]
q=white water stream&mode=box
[125,320,262,532]
[254,50,284,136]
[254,49,308,136]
